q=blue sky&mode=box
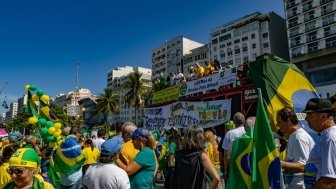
[0,0,285,113]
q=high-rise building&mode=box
[152,35,203,81]
[17,95,26,113]
[284,0,336,98]
[107,66,152,126]
[209,12,289,68]
[5,102,18,122]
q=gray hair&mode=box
[121,122,137,134]
[245,116,256,131]
[182,126,205,150]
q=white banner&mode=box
[179,69,237,96]
[143,99,232,130]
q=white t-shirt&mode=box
[308,126,336,180]
[222,126,246,155]
[83,163,130,189]
[93,138,105,152]
[285,128,315,189]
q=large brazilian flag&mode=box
[249,54,318,129]
[252,91,282,189]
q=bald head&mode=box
[233,112,245,127]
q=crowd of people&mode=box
[0,97,335,189]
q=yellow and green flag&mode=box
[251,91,282,189]
[249,54,318,129]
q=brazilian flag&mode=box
[251,91,282,189]
[26,90,38,116]
[227,131,252,189]
[249,54,318,129]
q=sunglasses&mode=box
[6,168,27,176]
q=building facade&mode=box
[107,66,152,126]
[152,35,203,81]
[5,102,18,123]
[284,0,336,98]
[209,12,289,68]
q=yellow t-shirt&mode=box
[196,67,205,79]
[205,143,220,168]
[0,162,11,188]
[82,147,100,165]
[120,140,139,164]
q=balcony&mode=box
[324,29,336,37]
[291,52,302,57]
[307,45,318,53]
[302,5,313,12]
[323,19,335,26]
[286,1,297,9]
[306,35,317,42]
[320,0,333,5]
[304,15,315,22]
[326,40,336,48]
[287,11,298,18]
[291,41,302,47]
[289,30,300,37]
[321,7,333,15]
[289,21,299,28]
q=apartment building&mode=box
[209,12,289,68]
[107,66,152,126]
[284,0,336,98]
[152,35,203,81]
[5,102,18,122]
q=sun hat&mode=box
[131,128,150,140]
[101,138,121,156]
[303,98,334,113]
[9,148,40,168]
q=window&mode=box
[308,67,336,85]
[286,0,296,8]
[304,11,315,21]
[227,42,232,46]
[291,36,301,47]
[289,17,299,28]
[243,56,249,62]
[227,49,233,56]
[307,42,318,52]
[262,32,269,38]
[287,7,298,18]
[324,27,336,36]
[322,14,335,26]
[321,3,333,15]
[325,36,336,48]
[220,44,225,48]
[252,43,256,49]
[305,21,316,32]
[291,47,302,57]
[234,39,240,44]
[213,47,217,51]
[251,33,255,39]
[242,45,248,52]
[234,46,240,54]
[303,1,313,12]
[212,38,218,44]
[263,42,269,48]
[242,36,248,41]
[220,51,225,58]
[289,27,300,37]
[306,31,317,42]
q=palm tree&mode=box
[95,88,120,133]
[122,71,150,125]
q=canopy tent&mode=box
[0,128,8,137]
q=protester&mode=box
[186,66,196,81]
[93,130,105,152]
[173,126,220,189]
[119,122,139,165]
[112,123,124,145]
[304,98,336,188]
[0,145,18,188]
[195,62,205,79]
[277,107,315,189]
[164,127,182,189]
[2,148,54,189]
[83,138,130,189]
[115,128,157,189]
[221,112,246,179]
[82,139,100,176]
[205,61,215,76]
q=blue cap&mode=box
[131,128,150,140]
[101,138,121,156]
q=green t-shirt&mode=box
[131,147,156,189]
[169,142,177,154]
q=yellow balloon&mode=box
[54,123,62,129]
[41,95,50,102]
[28,117,38,124]
[32,95,39,101]
[56,129,62,134]
[25,85,30,91]
[48,127,56,134]
[54,131,61,137]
